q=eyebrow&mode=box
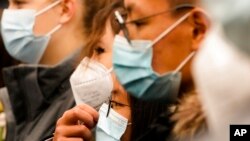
[125,3,132,15]
[110,100,130,107]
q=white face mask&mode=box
[1,0,62,63]
[70,57,113,110]
[96,103,129,141]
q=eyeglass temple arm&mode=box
[115,11,131,44]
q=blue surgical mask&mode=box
[1,0,62,63]
[113,12,195,102]
[96,103,129,141]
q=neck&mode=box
[39,30,85,65]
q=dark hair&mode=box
[169,0,197,7]
[168,0,197,16]
[130,96,170,141]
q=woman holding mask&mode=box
[53,1,169,141]
[0,0,112,141]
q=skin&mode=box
[8,0,85,65]
[54,21,132,141]
[123,0,208,92]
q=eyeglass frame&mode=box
[106,97,130,117]
[114,4,195,43]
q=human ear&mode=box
[188,8,210,50]
[58,0,76,24]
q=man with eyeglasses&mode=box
[111,0,209,140]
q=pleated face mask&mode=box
[95,103,129,141]
[70,57,113,109]
[113,11,195,103]
[1,0,62,63]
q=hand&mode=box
[53,104,99,141]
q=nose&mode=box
[111,74,126,95]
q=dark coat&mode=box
[1,51,81,141]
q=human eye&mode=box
[11,0,27,8]
[111,101,128,108]
[94,46,105,55]
[132,20,146,27]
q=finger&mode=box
[77,103,99,122]
[54,125,92,140]
[58,106,97,128]
[53,137,83,141]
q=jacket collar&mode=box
[2,48,82,121]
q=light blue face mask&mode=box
[113,12,195,102]
[96,103,129,141]
[1,1,62,64]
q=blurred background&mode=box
[0,0,8,9]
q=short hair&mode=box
[167,0,197,15]
[169,0,197,7]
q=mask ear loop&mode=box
[108,67,113,73]
[35,0,61,16]
[34,0,62,36]
[147,12,192,48]
[46,25,62,36]
[174,51,196,74]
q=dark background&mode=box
[0,0,8,8]
[0,0,20,87]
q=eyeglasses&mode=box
[114,4,195,43]
[106,97,130,117]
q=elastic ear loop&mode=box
[35,0,61,16]
[147,12,192,48]
[34,0,62,36]
[174,51,196,74]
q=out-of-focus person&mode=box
[193,0,250,140]
[0,0,112,141]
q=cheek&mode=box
[33,7,61,35]
[99,52,113,69]
[152,26,192,74]
[115,108,131,141]
[121,126,132,141]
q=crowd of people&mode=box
[0,0,249,141]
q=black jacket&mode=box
[1,51,80,141]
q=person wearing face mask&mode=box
[112,0,210,140]
[192,0,250,140]
[0,0,113,141]
[53,2,170,141]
